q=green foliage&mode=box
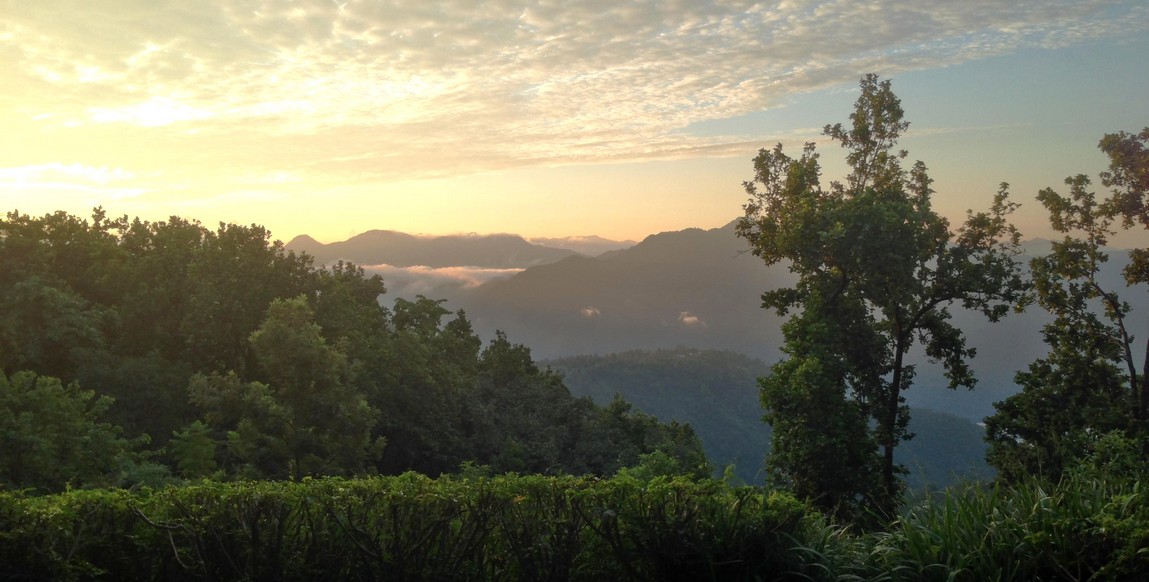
[760,350,879,522]
[0,474,811,581]
[0,208,707,489]
[246,296,383,478]
[855,458,1149,580]
[550,348,773,484]
[169,421,219,479]
[987,127,1149,482]
[0,371,146,492]
[737,74,1026,519]
[4,470,1146,581]
[179,222,314,374]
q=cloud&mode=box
[679,311,706,327]
[581,306,601,318]
[0,163,135,185]
[362,263,522,298]
[3,0,1146,180]
[0,163,148,198]
[88,97,213,127]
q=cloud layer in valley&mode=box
[363,263,522,300]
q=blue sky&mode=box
[1,1,1147,244]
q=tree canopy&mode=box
[986,128,1149,482]
[0,209,708,491]
[737,74,1027,519]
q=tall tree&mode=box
[737,74,1026,517]
[1100,128,1149,420]
[986,128,1149,481]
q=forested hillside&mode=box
[0,209,707,493]
[548,348,991,488]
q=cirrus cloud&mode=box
[3,0,1146,184]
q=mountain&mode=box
[454,222,1149,422]
[547,347,992,489]
[285,230,580,269]
[289,222,1143,424]
[457,221,794,362]
[284,234,325,258]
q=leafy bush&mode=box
[0,474,810,581]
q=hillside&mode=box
[287,222,1147,423]
[547,348,993,488]
[460,222,794,362]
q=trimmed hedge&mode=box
[0,474,809,581]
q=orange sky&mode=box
[2,1,1148,244]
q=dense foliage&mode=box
[0,472,811,581]
[736,74,1026,519]
[0,210,707,492]
[986,128,1149,483]
[3,84,1148,580]
[1,456,1145,581]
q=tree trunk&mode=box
[880,340,907,518]
[1140,330,1149,422]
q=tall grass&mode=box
[855,474,1147,581]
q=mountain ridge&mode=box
[285,230,588,269]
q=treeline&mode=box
[0,210,707,493]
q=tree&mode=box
[0,371,144,492]
[0,277,109,380]
[758,297,881,519]
[189,297,382,479]
[737,74,1026,517]
[169,420,219,479]
[180,223,313,374]
[1100,128,1149,420]
[986,128,1149,481]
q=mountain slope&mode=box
[459,222,794,361]
[547,348,993,488]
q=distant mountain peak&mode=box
[286,234,320,246]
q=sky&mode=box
[2,1,1148,245]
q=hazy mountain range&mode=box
[526,235,638,257]
[286,231,582,269]
[287,222,1146,422]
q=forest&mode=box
[2,74,1149,580]
[0,208,708,492]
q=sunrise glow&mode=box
[2,1,1147,243]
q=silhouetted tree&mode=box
[737,74,1026,518]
